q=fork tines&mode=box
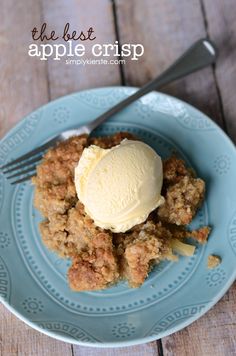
[0,137,59,185]
[2,155,41,185]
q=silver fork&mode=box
[1,38,217,184]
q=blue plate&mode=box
[0,87,236,347]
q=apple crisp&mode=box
[32,132,210,291]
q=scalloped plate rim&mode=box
[1,270,236,348]
[1,86,235,154]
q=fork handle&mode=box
[86,38,217,133]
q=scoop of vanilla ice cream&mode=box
[75,139,164,233]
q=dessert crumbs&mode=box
[207,255,221,269]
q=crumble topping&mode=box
[158,173,205,225]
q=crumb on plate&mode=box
[207,254,221,269]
